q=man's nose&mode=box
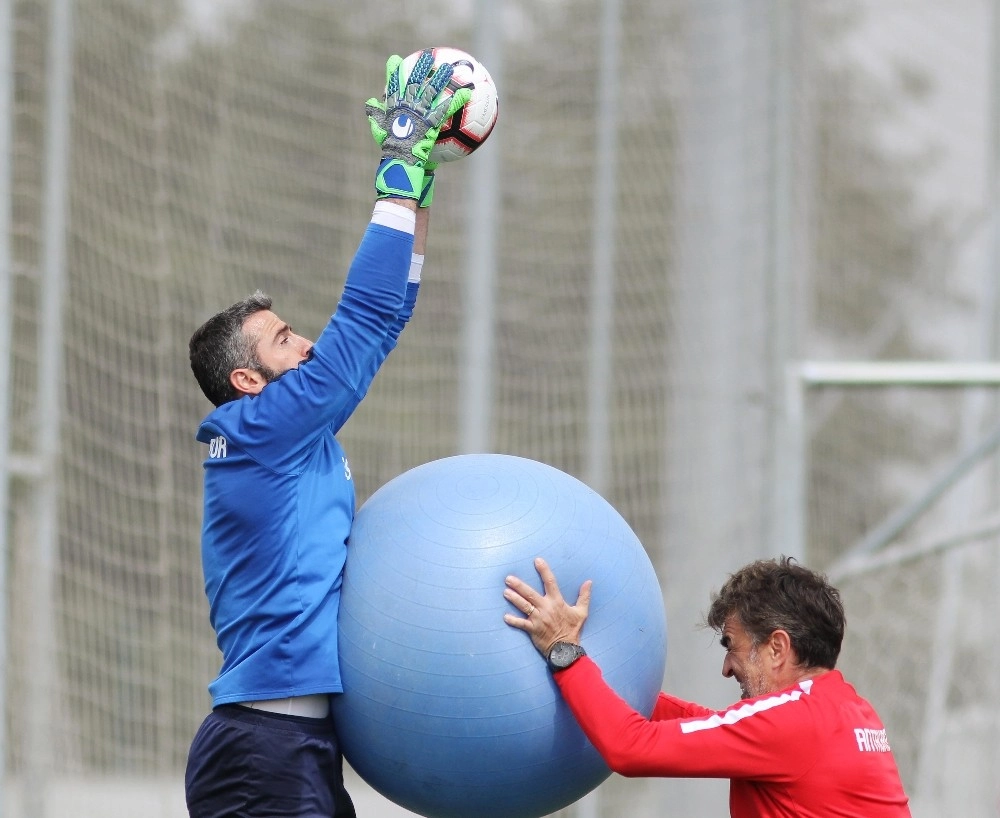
[721,656,735,678]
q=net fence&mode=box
[4,0,1000,816]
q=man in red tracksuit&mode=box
[504,555,911,817]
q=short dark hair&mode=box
[705,556,845,670]
[189,290,273,407]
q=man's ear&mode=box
[767,629,794,667]
[230,367,266,396]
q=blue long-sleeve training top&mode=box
[195,205,417,707]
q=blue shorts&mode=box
[185,705,356,818]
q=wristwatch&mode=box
[547,641,587,672]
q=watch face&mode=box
[550,642,585,669]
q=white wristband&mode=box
[371,200,416,234]
[408,253,425,284]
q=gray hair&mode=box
[705,556,846,670]
[189,290,273,407]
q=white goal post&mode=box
[780,360,1000,565]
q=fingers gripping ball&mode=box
[332,454,668,818]
[371,51,469,200]
[399,46,499,163]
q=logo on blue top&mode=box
[392,114,415,139]
[209,435,227,459]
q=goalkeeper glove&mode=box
[418,163,438,208]
[366,51,470,202]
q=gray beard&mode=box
[255,363,284,383]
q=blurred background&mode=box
[3,0,1000,815]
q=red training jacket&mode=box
[555,658,911,817]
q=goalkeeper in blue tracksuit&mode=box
[184,53,470,818]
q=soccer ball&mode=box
[401,47,499,163]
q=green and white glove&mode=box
[365,51,471,202]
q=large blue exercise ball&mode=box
[332,454,667,818]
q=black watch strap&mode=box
[547,641,587,672]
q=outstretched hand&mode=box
[366,51,471,204]
[365,53,470,156]
[503,557,592,658]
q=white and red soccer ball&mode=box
[400,46,499,163]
